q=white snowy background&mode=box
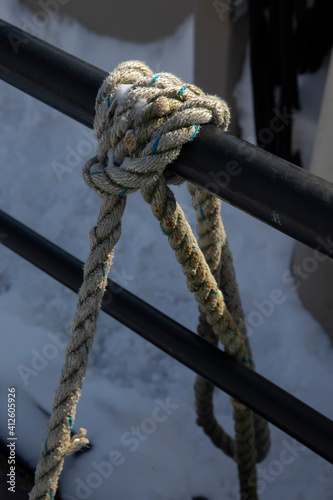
[0,1,333,499]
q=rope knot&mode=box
[82,60,230,198]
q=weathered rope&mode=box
[188,185,270,465]
[30,61,269,500]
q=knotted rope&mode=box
[30,61,269,500]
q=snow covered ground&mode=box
[0,1,332,499]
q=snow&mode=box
[0,1,333,499]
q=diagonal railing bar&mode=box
[1,208,333,464]
[1,19,333,257]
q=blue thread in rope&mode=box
[61,368,64,379]
[188,124,199,142]
[113,155,120,167]
[167,196,176,203]
[107,95,111,107]
[210,289,218,295]
[222,287,229,297]
[44,439,48,455]
[90,171,102,176]
[101,263,105,277]
[85,344,89,354]
[160,223,170,236]
[67,414,73,430]
[178,86,186,95]
[78,290,82,304]
[217,238,221,244]
[49,492,54,500]
[151,74,160,84]
[199,205,205,218]
[118,188,128,198]
[152,135,161,154]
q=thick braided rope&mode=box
[188,185,271,464]
[30,61,265,500]
[140,179,258,499]
[30,194,126,499]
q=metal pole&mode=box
[1,20,333,256]
[1,209,333,463]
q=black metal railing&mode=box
[0,19,333,465]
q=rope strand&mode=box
[188,184,270,464]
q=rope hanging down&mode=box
[30,61,270,500]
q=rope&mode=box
[30,61,269,500]
[188,185,270,464]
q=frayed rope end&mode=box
[67,428,89,456]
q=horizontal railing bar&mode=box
[1,209,333,463]
[1,20,333,257]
